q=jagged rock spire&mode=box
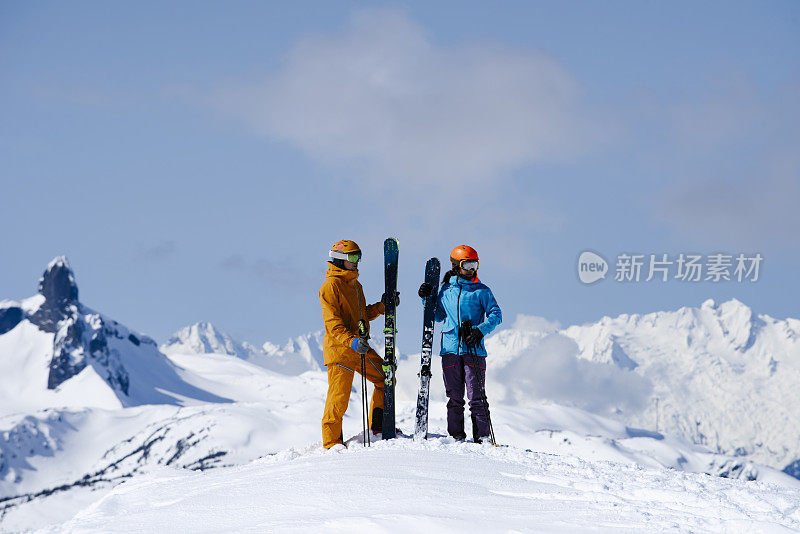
[38,255,79,306]
[30,256,80,334]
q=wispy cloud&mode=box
[212,8,611,191]
[135,241,177,261]
[219,254,311,289]
[219,254,246,270]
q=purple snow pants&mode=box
[441,353,491,441]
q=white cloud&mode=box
[511,314,561,333]
[493,332,653,415]
[214,8,606,190]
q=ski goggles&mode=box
[456,259,479,271]
[329,250,362,263]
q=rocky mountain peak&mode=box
[28,256,80,334]
[38,256,79,308]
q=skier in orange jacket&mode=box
[319,240,398,449]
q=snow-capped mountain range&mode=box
[161,297,800,477]
[1,257,798,531]
[161,322,325,375]
[162,321,262,361]
[562,298,800,475]
[475,299,800,475]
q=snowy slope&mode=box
[0,352,327,496]
[3,348,797,531]
[45,437,800,533]
[480,299,800,473]
[0,352,331,531]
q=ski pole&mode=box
[361,354,367,446]
[358,320,370,447]
[469,342,496,446]
[461,320,496,446]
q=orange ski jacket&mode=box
[319,263,384,366]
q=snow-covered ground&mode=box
[38,435,800,533]
[2,349,798,531]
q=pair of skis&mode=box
[382,238,399,439]
[380,239,439,441]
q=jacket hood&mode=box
[326,262,359,282]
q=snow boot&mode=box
[371,407,383,435]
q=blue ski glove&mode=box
[351,336,370,355]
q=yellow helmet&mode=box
[329,240,362,263]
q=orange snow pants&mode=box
[322,350,385,449]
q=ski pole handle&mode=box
[459,319,473,342]
[357,319,368,339]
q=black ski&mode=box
[414,257,440,441]
[382,237,399,439]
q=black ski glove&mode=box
[465,328,484,348]
[418,282,433,298]
[442,269,457,285]
[382,291,400,307]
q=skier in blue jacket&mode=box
[418,245,502,442]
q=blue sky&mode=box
[2,1,798,351]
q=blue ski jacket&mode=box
[433,275,502,357]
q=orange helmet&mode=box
[450,245,479,270]
[329,240,362,263]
